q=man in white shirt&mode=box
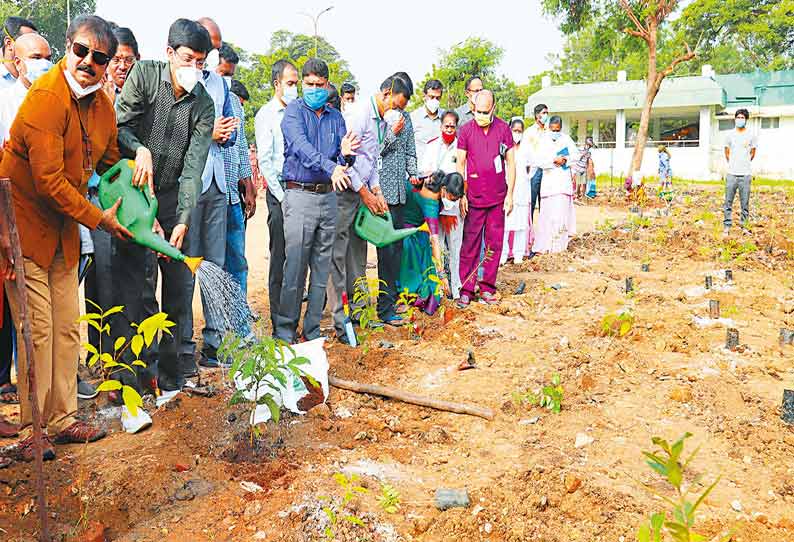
[411,79,443,165]
[522,103,549,223]
[0,16,38,89]
[0,32,51,143]
[254,59,298,331]
[723,108,757,234]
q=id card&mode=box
[494,155,503,174]
[377,157,383,170]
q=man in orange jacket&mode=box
[0,15,130,463]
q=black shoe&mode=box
[198,349,230,369]
[158,373,184,392]
[77,377,99,400]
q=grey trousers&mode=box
[724,174,751,228]
[439,216,463,299]
[266,191,285,333]
[275,188,336,344]
[182,182,228,354]
[326,190,364,336]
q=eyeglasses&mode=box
[110,55,136,67]
[71,42,111,66]
[173,50,205,69]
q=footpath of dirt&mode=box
[2,187,794,541]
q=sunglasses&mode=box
[71,42,111,66]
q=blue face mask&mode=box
[540,113,549,125]
[735,118,746,129]
[304,87,329,110]
[550,131,562,141]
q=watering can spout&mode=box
[184,257,203,275]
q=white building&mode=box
[525,67,794,181]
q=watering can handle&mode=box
[141,186,159,225]
[103,161,124,183]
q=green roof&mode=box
[526,75,726,115]
[715,70,794,108]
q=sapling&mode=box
[601,310,635,338]
[321,472,369,540]
[397,289,420,338]
[539,374,563,414]
[220,330,314,446]
[636,433,731,542]
[377,483,401,514]
[352,276,386,356]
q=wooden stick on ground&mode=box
[0,179,49,541]
[329,376,495,420]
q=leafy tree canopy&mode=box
[0,0,96,59]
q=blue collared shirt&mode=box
[199,71,237,195]
[223,93,253,205]
[0,65,16,90]
[281,98,347,184]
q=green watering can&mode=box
[98,160,203,274]
[354,205,429,249]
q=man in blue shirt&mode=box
[276,58,358,344]
[0,16,38,89]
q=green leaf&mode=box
[82,343,98,355]
[113,336,126,351]
[261,394,280,423]
[78,312,102,323]
[343,515,365,527]
[637,524,650,542]
[102,305,124,318]
[229,390,247,406]
[322,506,336,524]
[122,385,143,417]
[86,299,103,312]
[691,476,721,514]
[95,380,123,392]
[132,360,147,367]
[87,353,99,367]
[86,319,102,333]
[131,335,144,358]
[99,352,114,365]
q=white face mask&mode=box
[512,131,522,144]
[441,197,457,212]
[175,66,201,93]
[23,58,53,84]
[63,68,102,98]
[281,84,298,104]
[384,109,401,126]
[425,98,440,114]
[204,48,219,71]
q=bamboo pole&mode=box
[0,179,49,541]
[329,376,495,421]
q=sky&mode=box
[95,0,563,94]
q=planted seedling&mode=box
[352,276,386,357]
[397,288,421,339]
[321,473,369,540]
[636,433,731,542]
[220,330,314,446]
[377,483,402,514]
[81,301,175,417]
[539,374,564,413]
[601,311,634,338]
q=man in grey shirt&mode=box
[454,75,483,128]
[723,108,757,233]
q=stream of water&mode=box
[195,260,252,339]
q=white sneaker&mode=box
[514,256,524,264]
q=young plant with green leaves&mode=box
[220,331,314,445]
[637,433,731,542]
[601,310,635,337]
[81,302,175,417]
[539,373,564,414]
[377,483,401,514]
[321,472,369,540]
[397,288,420,338]
[352,276,386,355]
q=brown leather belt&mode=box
[285,181,332,194]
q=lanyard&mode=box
[75,98,93,174]
[371,96,386,145]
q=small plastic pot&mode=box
[781,390,794,425]
[709,300,720,319]
[641,263,650,272]
[726,328,739,350]
[625,277,634,293]
[705,275,713,290]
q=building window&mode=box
[761,117,780,129]
[627,115,699,147]
[718,119,734,131]
[597,120,616,147]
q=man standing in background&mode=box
[723,108,757,235]
[0,16,38,89]
[524,103,549,225]
[411,79,443,165]
[103,26,139,102]
[255,59,298,333]
[340,82,356,111]
[455,75,483,127]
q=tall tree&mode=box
[543,0,695,177]
[0,0,96,59]
[233,31,356,139]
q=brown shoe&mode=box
[6,434,56,462]
[0,416,19,438]
[53,421,107,445]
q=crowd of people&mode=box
[0,12,759,468]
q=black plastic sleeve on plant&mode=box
[780,329,794,346]
[705,276,713,290]
[726,328,740,350]
[781,390,794,425]
[725,269,733,281]
[641,264,650,272]
[625,277,634,293]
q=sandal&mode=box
[0,383,18,404]
[0,417,18,438]
[0,456,11,469]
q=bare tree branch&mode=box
[624,27,648,41]
[618,0,648,37]
[658,42,696,80]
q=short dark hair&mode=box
[510,118,525,131]
[67,15,118,57]
[392,71,414,96]
[465,75,482,91]
[327,83,341,110]
[230,80,249,101]
[424,79,443,94]
[549,115,563,127]
[218,42,239,65]
[445,172,465,198]
[380,75,412,100]
[167,18,212,55]
[735,108,750,119]
[302,57,329,80]
[442,110,459,125]
[271,59,296,86]
[534,103,548,118]
[424,170,447,193]
[340,82,356,95]
[3,17,37,52]
[113,26,139,57]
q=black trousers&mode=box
[376,203,404,320]
[266,191,285,333]
[0,292,12,385]
[110,187,190,392]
